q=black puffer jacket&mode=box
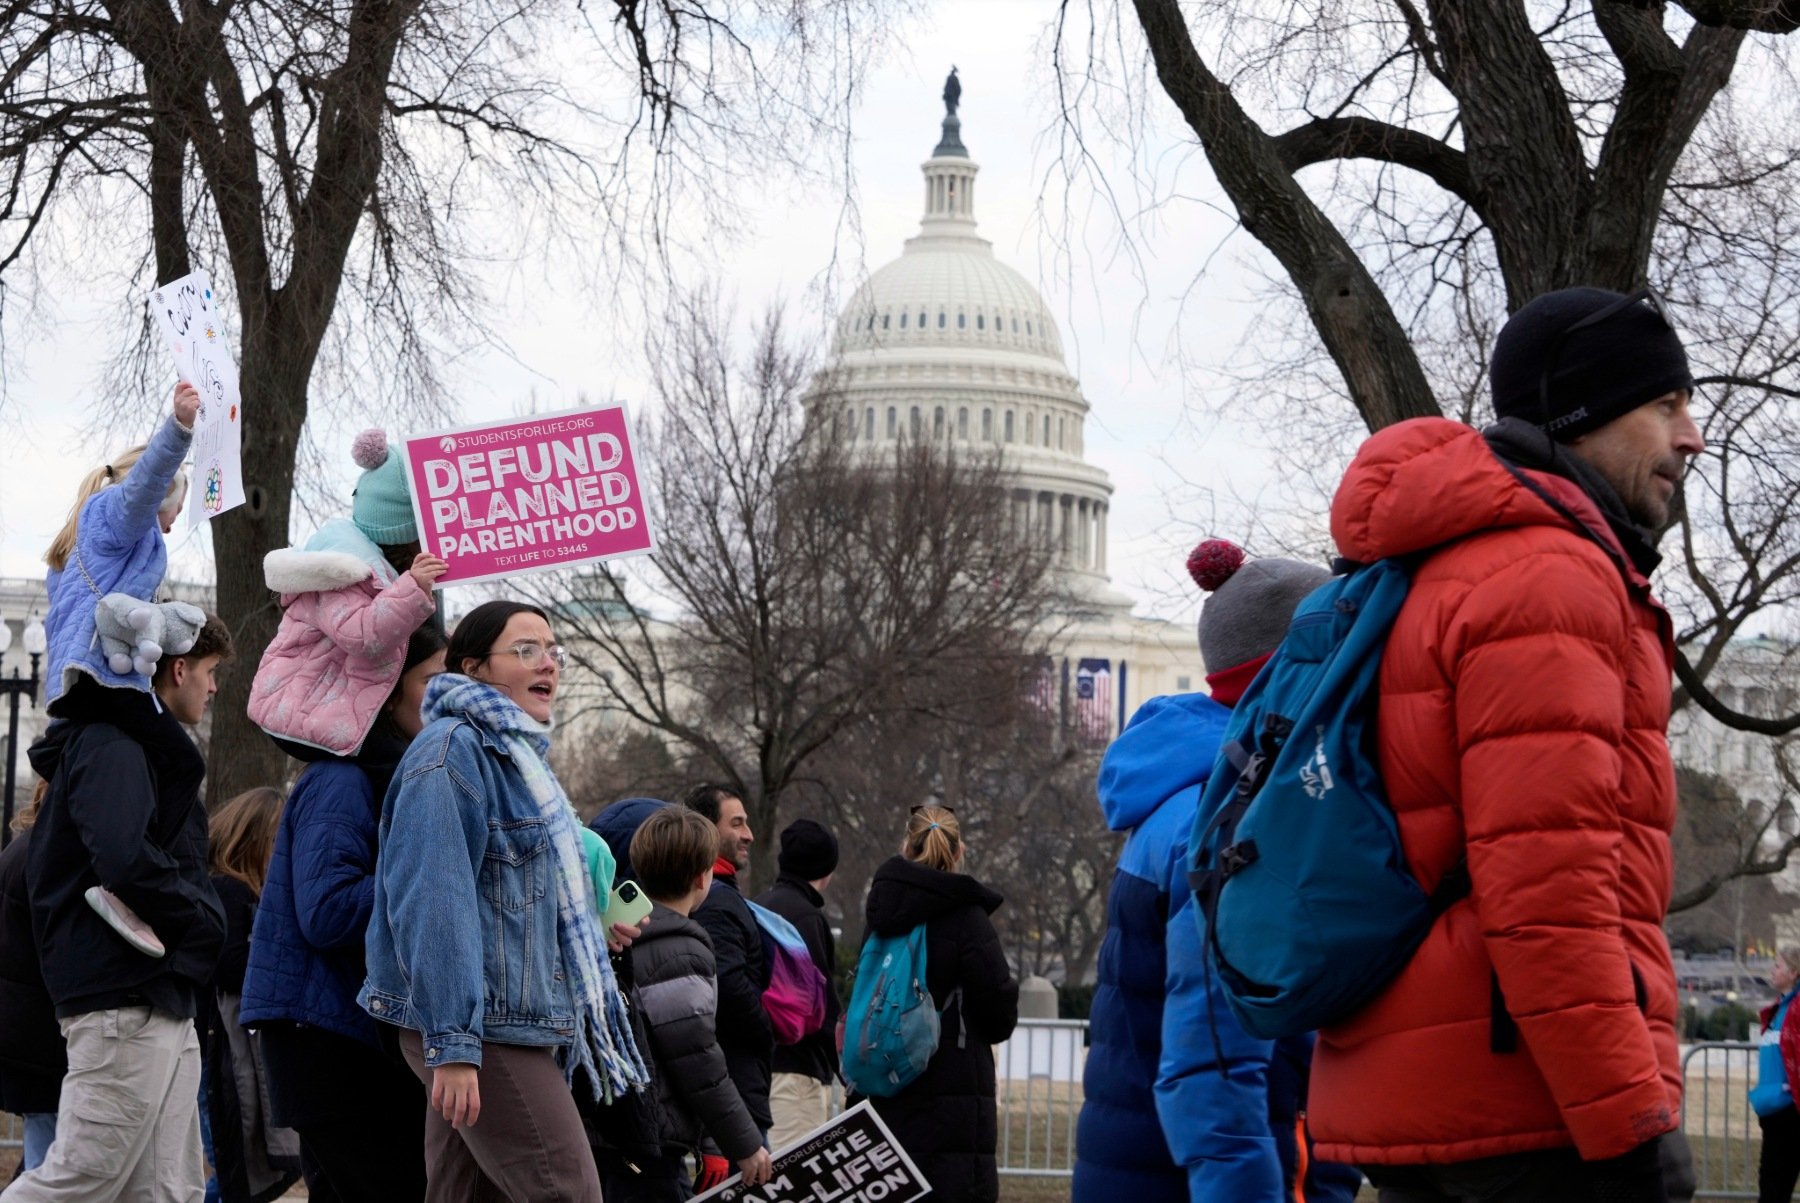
[755,874,842,1084]
[632,903,763,1160]
[0,828,64,1114]
[26,679,225,1020]
[692,867,773,1131]
[855,856,1019,1203]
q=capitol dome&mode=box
[833,228,1065,363]
[809,77,1120,601]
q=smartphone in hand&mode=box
[603,880,653,931]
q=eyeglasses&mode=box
[1537,288,1674,429]
[485,641,566,670]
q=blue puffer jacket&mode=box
[241,760,387,1047]
[1073,692,1359,1203]
[44,415,192,708]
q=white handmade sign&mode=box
[148,271,246,525]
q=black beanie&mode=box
[1490,287,1693,442]
[778,818,839,880]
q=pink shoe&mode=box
[84,887,167,958]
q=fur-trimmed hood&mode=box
[249,516,433,758]
[264,518,399,599]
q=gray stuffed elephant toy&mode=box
[94,593,207,678]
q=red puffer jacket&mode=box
[1309,419,1681,1166]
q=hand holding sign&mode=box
[148,270,246,526]
[173,382,200,430]
[738,1149,773,1189]
[690,1101,928,1203]
[408,553,449,590]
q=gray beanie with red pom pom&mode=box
[1188,538,1329,673]
[350,429,417,545]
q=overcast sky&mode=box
[0,2,1278,627]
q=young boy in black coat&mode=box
[615,807,773,1202]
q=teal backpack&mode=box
[841,925,961,1097]
[1188,557,1469,1039]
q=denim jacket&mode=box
[359,715,573,1069]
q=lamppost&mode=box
[1,607,47,848]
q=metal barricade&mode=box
[995,1017,1086,1177]
[980,1029,1784,1196]
[1684,1041,1769,1201]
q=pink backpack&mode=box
[748,901,829,1045]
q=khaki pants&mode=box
[768,1072,834,1152]
[2,1007,203,1203]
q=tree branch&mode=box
[1273,116,1475,206]
[1120,0,1441,430]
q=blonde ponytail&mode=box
[45,444,185,571]
[903,805,963,872]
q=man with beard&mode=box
[1306,287,1704,1203]
[683,784,772,1188]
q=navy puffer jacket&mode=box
[241,760,387,1046]
[1072,693,1358,1203]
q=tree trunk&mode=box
[746,788,781,895]
[205,353,304,805]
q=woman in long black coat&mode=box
[856,805,1020,1203]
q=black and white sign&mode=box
[692,1101,929,1203]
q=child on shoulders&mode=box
[249,430,445,761]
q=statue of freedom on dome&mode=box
[943,67,961,116]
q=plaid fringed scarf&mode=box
[424,673,649,1101]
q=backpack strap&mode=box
[1489,971,1518,1055]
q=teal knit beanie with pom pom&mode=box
[350,429,417,545]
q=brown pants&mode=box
[398,1029,601,1203]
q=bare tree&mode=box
[1050,1,1800,886]
[1668,763,1799,940]
[0,0,900,801]
[524,295,1065,885]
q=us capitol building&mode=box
[797,76,1197,742]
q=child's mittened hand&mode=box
[172,382,200,429]
[695,1155,732,1192]
[409,553,449,588]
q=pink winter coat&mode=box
[248,533,437,756]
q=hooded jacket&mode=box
[44,415,192,709]
[855,856,1020,1203]
[1309,417,1681,1166]
[591,797,669,888]
[248,519,437,757]
[25,679,225,1020]
[631,903,764,1160]
[1073,692,1359,1203]
[692,865,774,1132]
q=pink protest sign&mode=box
[403,404,655,586]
